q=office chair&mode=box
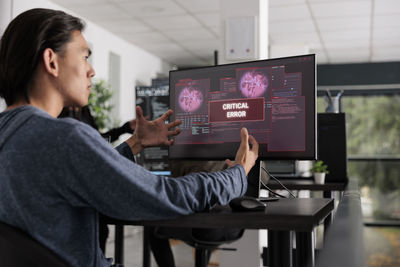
[154,226,244,267]
[0,221,70,267]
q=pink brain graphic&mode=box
[178,87,203,112]
[240,71,268,98]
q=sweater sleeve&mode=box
[54,124,247,221]
[115,142,135,162]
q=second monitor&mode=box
[169,54,316,160]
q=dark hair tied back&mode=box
[0,8,85,106]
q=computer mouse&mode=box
[229,196,266,212]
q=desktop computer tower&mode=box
[317,113,348,183]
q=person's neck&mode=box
[6,99,63,118]
[6,80,64,118]
[30,97,64,117]
[28,71,64,117]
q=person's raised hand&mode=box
[128,114,150,131]
[225,128,259,175]
[126,106,181,154]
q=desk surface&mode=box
[107,198,333,232]
[267,179,346,191]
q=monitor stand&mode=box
[245,159,261,198]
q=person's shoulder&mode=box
[24,107,97,138]
[56,117,99,137]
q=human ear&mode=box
[42,48,59,77]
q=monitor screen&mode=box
[169,54,316,160]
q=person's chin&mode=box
[81,100,89,107]
[73,98,88,108]
[83,93,90,105]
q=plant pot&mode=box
[314,172,326,184]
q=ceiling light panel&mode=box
[328,47,369,63]
[374,14,400,29]
[51,0,109,7]
[373,28,400,45]
[269,18,315,34]
[75,4,131,20]
[374,0,400,15]
[320,30,370,42]
[160,50,195,60]
[372,46,400,61]
[269,4,311,21]
[98,19,151,34]
[174,0,220,13]
[144,43,183,53]
[269,0,306,7]
[210,27,220,37]
[324,39,370,49]
[307,0,368,3]
[125,32,170,44]
[117,0,185,18]
[316,16,370,32]
[310,1,371,18]
[164,28,215,42]
[194,12,220,28]
[270,32,321,47]
[180,39,220,51]
[142,15,202,31]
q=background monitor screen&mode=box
[169,54,316,160]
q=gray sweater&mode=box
[0,106,247,267]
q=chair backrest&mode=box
[317,113,348,183]
[0,221,70,267]
[189,228,245,249]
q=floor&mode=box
[364,227,400,267]
[104,225,400,267]
[105,226,204,267]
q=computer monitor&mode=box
[169,54,316,160]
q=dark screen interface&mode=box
[169,54,316,160]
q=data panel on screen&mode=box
[169,54,316,160]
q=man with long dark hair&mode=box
[0,8,258,267]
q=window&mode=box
[343,95,400,157]
[318,91,400,223]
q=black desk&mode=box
[267,179,346,230]
[106,198,334,267]
[267,179,346,197]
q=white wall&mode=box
[0,99,5,112]
[2,0,171,122]
[0,0,12,35]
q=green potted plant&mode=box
[88,79,113,131]
[310,160,329,184]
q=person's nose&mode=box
[88,64,95,78]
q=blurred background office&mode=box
[1,0,399,266]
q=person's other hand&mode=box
[131,106,181,151]
[225,128,259,175]
[128,119,136,130]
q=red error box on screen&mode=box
[209,97,265,123]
